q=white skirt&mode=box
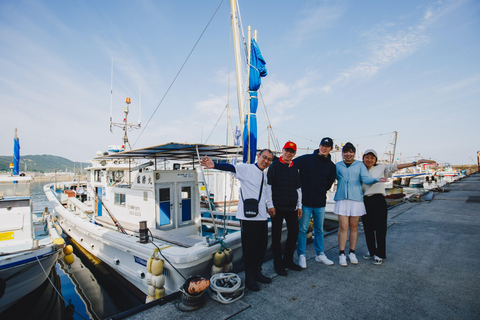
[334,199,366,217]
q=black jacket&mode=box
[294,150,336,207]
[267,159,301,211]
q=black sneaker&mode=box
[254,272,272,284]
[274,266,287,276]
[284,261,302,271]
[245,277,260,291]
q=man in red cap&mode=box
[266,141,303,275]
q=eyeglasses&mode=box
[260,154,273,162]
[283,148,296,154]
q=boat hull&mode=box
[45,184,247,297]
[0,249,59,313]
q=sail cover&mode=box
[13,133,20,175]
[243,39,267,163]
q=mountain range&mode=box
[0,155,89,173]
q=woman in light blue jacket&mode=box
[334,143,386,267]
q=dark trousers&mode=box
[362,194,388,259]
[271,209,299,267]
[240,219,268,275]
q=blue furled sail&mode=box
[243,39,267,163]
[13,129,20,175]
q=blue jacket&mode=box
[334,160,379,202]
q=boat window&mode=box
[0,180,30,197]
[159,188,171,226]
[114,193,126,206]
[181,186,192,221]
[94,170,102,182]
[108,171,124,184]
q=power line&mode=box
[132,0,225,148]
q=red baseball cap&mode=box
[283,141,297,152]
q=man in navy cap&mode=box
[266,141,303,276]
[294,137,336,268]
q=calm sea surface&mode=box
[0,180,143,320]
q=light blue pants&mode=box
[297,206,325,256]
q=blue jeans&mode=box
[297,206,325,256]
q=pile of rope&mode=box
[209,273,244,304]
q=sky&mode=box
[0,0,479,166]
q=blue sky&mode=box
[1,0,479,166]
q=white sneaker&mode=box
[373,255,383,265]
[363,253,373,260]
[348,252,358,264]
[315,254,334,266]
[298,254,307,269]
[339,254,347,267]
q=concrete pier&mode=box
[119,173,480,320]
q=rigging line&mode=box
[132,0,225,148]
[258,90,280,151]
[273,127,319,144]
[204,104,229,144]
[333,132,395,141]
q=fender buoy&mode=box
[53,238,65,245]
[211,264,223,275]
[147,285,156,297]
[223,262,233,272]
[223,248,233,264]
[213,251,226,267]
[155,287,166,299]
[151,275,165,288]
[64,253,74,265]
[146,272,153,285]
[147,257,164,276]
[63,245,73,255]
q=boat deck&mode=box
[114,173,480,320]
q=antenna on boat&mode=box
[110,97,141,150]
[381,131,398,164]
[110,58,114,133]
[138,85,142,126]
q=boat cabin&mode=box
[0,176,34,252]
[85,143,242,246]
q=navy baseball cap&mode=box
[320,137,333,148]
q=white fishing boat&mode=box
[0,175,63,313]
[44,143,254,297]
[44,0,286,302]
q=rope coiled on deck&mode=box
[208,273,244,304]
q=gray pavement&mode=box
[123,173,480,320]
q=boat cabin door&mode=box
[155,181,195,230]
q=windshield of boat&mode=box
[0,180,30,198]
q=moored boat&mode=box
[0,175,63,313]
[44,142,287,300]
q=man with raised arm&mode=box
[200,149,274,292]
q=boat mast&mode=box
[111,97,141,150]
[230,0,244,129]
[110,59,114,133]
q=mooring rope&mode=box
[208,273,244,304]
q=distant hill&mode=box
[0,155,90,173]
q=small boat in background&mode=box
[0,130,63,313]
